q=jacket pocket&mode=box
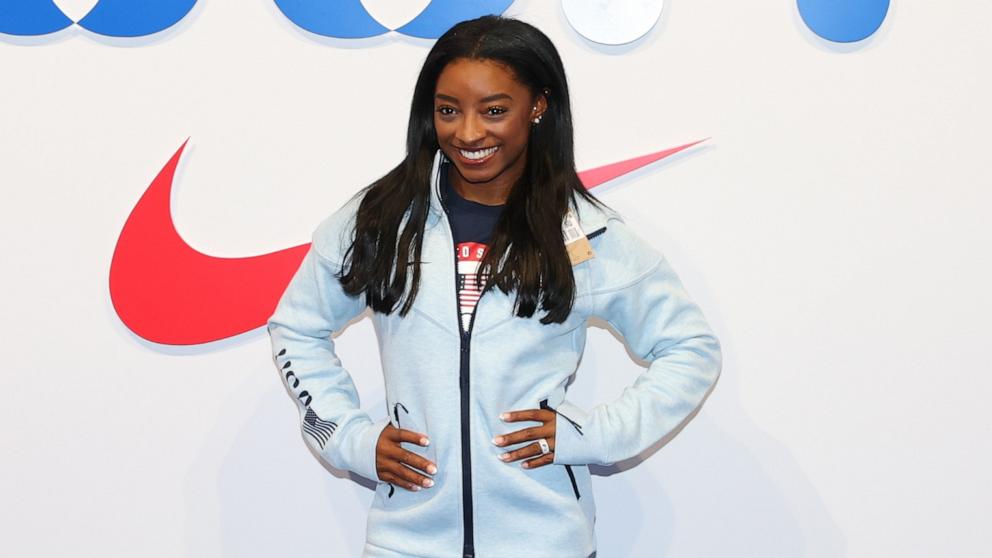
[539,398,581,500]
[376,399,439,505]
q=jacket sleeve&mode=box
[552,219,722,467]
[266,203,391,482]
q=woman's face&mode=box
[433,57,547,196]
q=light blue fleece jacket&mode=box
[266,149,722,558]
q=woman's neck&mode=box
[446,160,520,206]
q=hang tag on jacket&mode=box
[563,207,595,266]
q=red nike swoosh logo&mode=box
[110,137,707,345]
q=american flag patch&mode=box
[302,408,337,449]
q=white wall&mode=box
[2,1,989,556]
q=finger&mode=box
[390,461,436,489]
[379,470,423,492]
[397,447,438,476]
[499,440,550,463]
[521,451,556,469]
[393,427,431,446]
[501,409,554,424]
[493,425,551,447]
[380,439,437,476]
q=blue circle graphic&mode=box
[0,0,198,37]
[798,0,889,43]
[78,0,198,37]
[0,0,73,36]
[275,0,511,39]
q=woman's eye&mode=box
[435,106,506,117]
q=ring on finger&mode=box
[537,437,551,456]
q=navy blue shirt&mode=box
[440,162,505,333]
[440,161,504,245]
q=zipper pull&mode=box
[539,399,584,436]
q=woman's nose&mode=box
[456,113,485,144]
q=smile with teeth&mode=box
[458,146,499,160]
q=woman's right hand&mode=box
[375,423,437,491]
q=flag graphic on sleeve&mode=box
[302,407,337,449]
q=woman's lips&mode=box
[455,146,499,166]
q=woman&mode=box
[267,14,722,558]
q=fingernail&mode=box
[499,453,510,461]
[412,485,422,491]
[492,436,504,445]
[427,464,437,475]
[423,479,434,488]
[522,462,530,468]
[500,413,509,420]
[421,437,430,446]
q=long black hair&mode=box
[338,14,608,324]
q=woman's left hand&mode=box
[492,408,557,469]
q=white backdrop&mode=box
[3,1,990,556]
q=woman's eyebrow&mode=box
[435,93,513,103]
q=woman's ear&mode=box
[532,89,549,120]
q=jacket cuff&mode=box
[552,399,613,466]
[327,415,392,482]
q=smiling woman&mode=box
[266,14,722,558]
[433,58,548,206]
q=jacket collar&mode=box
[426,148,447,226]
[425,148,617,235]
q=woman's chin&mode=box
[452,162,503,185]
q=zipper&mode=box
[440,172,477,558]
[539,398,581,500]
[456,318,476,557]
